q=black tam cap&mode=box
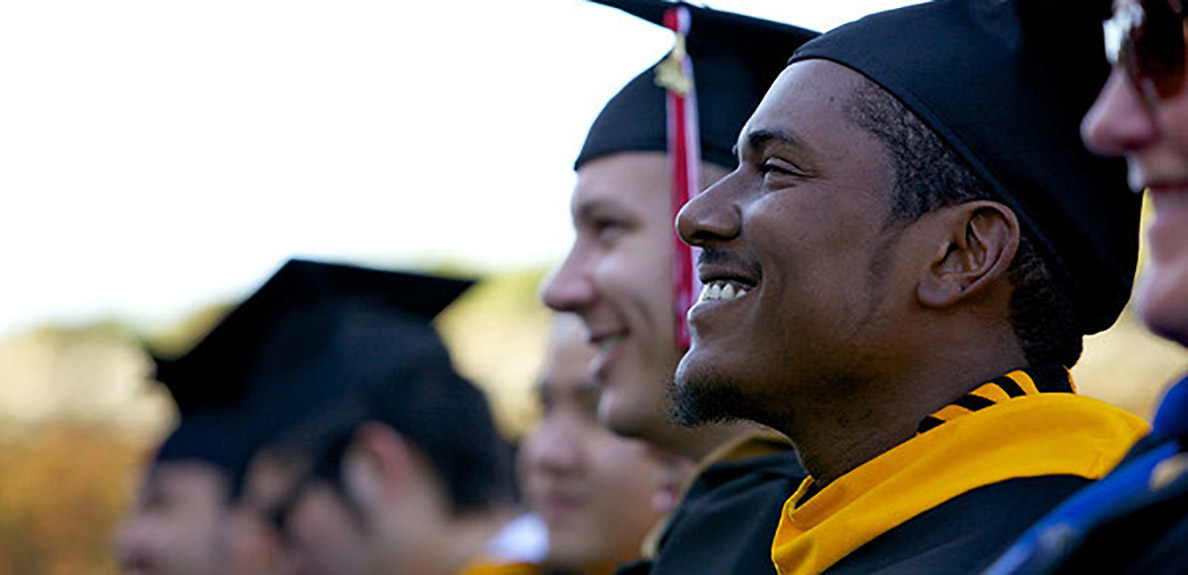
[152,258,474,478]
[574,0,819,171]
[789,0,1140,335]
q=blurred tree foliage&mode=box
[0,423,148,575]
[0,264,554,575]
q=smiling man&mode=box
[519,313,667,575]
[673,1,1151,574]
[541,2,816,574]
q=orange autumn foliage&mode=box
[0,423,149,575]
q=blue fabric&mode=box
[982,373,1188,575]
[1153,374,1188,437]
[982,442,1178,574]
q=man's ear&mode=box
[342,422,415,508]
[917,201,1019,309]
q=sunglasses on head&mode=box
[1105,0,1188,100]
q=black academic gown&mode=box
[616,433,806,575]
[825,475,1090,575]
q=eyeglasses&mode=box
[261,438,357,535]
[1104,0,1188,100]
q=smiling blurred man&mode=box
[116,339,284,575]
[116,453,245,575]
[673,0,1150,573]
[519,313,667,575]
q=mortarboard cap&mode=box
[152,258,474,479]
[574,0,819,171]
[789,0,1140,335]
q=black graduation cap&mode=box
[789,0,1140,335]
[574,0,819,171]
[152,258,475,478]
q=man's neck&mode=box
[664,420,767,462]
[788,354,1028,487]
[384,506,515,575]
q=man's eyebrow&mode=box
[575,198,602,220]
[575,197,630,224]
[743,128,808,152]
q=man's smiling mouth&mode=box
[698,280,751,302]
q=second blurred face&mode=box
[1082,3,1188,345]
[520,314,667,574]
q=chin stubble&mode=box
[667,364,751,427]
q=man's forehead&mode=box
[571,184,664,224]
[737,61,871,155]
[573,152,670,200]
[754,61,858,119]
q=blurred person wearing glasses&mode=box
[981,1,1188,573]
[230,260,538,575]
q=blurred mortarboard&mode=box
[574,0,819,171]
[152,258,475,477]
[789,0,1140,335]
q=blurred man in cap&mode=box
[518,312,669,575]
[226,259,534,575]
[115,408,280,575]
[541,1,816,573]
[980,1,1188,572]
[115,277,299,575]
[673,0,1150,573]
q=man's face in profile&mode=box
[115,461,232,575]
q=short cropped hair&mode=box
[845,77,1082,368]
[266,359,516,516]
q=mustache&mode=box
[696,248,762,278]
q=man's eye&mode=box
[759,159,800,178]
[592,219,627,241]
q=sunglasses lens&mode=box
[1131,0,1186,98]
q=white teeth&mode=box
[698,281,750,302]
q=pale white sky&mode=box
[0,0,920,338]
